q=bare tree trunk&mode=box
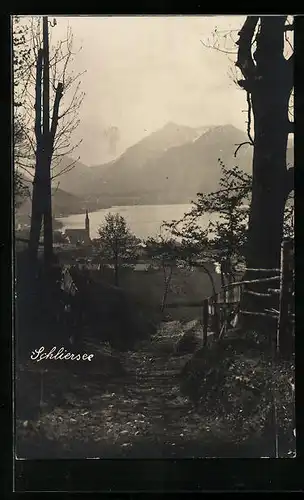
[161,261,173,313]
[28,49,43,269]
[236,16,294,327]
[42,16,53,268]
[44,82,64,265]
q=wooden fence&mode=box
[48,240,295,356]
[165,239,294,356]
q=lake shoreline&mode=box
[57,203,220,241]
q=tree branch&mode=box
[34,49,43,145]
[235,16,259,82]
[246,91,255,144]
[234,142,252,157]
[50,82,64,146]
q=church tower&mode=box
[85,209,90,241]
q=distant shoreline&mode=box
[55,200,196,222]
[56,199,197,216]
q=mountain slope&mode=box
[104,121,209,172]
[57,123,208,197]
[46,123,294,207]
[134,124,253,202]
[87,124,254,204]
[16,185,86,218]
[50,156,103,196]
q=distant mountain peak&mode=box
[48,122,293,209]
[162,121,183,130]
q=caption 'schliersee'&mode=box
[30,346,94,362]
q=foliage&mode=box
[145,235,182,311]
[12,16,85,183]
[14,171,30,208]
[283,193,294,239]
[180,334,295,455]
[164,158,293,281]
[12,16,32,108]
[13,17,32,205]
[97,213,141,285]
[145,235,181,266]
[97,213,141,263]
[164,160,251,281]
[14,114,31,206]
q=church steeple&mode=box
[85,209,90,239]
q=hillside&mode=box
[119,124,253,203]
[56,123,208,197]
[16,185,103,221]
[73,124,254,205]
[94,124,294,205]
[50,156,107,197]
[18,123,294,211]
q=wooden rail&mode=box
[57,239,294,356]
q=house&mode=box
[65,210,91,246]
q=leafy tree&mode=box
[164,160,251,290]
[204,16,294,273]
[13,17,32,206]
[12,16,85,267]
[202,17,294,328]
[97,213,141,286]
[198,160,251,285]
[145,236,181,312]
[14,120,30,207]
[165,156,293,286]
[13,16,85,182]
[235,16,294,303]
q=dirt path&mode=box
[18,337,225,458]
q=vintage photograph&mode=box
[14,15,295,458]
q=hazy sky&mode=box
[47,15,247,165]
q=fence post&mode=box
[277,239,294,358]
[213,294,220,338]
[202,299,208,347]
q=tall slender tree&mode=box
[235,16,293,273]
[233,17,294,335]
[13,16,85,269]
[97,213,140,286]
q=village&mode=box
[13,15,295,463]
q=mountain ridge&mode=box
[26,122,293,209]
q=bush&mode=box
[179,333,295,456]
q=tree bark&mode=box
[236,17,294,330]
[44,82,64,267]
[246,17,291,272]
[42,16,53,268]
[29,49,43,269]
[161,262,173,313]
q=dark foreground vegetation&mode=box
[15,251,295,459]
[13,14,295,460]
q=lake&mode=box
[58,204,220,241]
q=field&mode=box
[85,265,223,322]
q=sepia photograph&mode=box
[13,14,295,459]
